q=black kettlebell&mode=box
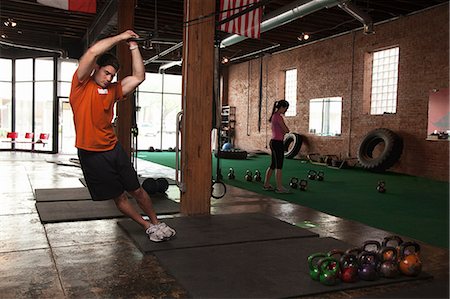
[358,251,379,281]
[299,179,308,191]
[308,170,317,180]
[254,170,262,182]
[317,171,324,181]
[289,177,299,189]
[379,246,400,278]
[377,180,386,193]
[245,170,253,182]
[228,167,235,180]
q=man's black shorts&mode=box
[78,143,140,200]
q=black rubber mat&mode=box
[36,196,179,223]
[35,187,91,202]
[117,213,319,253]
[154,237,433,298]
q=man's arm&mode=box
[77,30,138,83]
[121,42,145,96]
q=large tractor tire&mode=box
[357,128,403,171]
[284,133,303,159]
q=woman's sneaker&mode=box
[146,222,176,242]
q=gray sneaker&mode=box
[145,222,176,242]
[275,187,292,194]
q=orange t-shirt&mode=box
[70,70,124,151]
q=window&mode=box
[309,97,342,136]
[137,73,182,150]
[284,69,297,116]
[370,47,399,115]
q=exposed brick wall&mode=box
[225,4,449,181]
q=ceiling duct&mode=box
[220,0,374,48]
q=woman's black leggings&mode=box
[269,139,284,169]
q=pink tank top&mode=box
[271,113,285,141]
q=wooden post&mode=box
[116,0,135,157]
[180,0,215,215]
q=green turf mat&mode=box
[137,152,449,248]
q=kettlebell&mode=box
[399,242,422,276]
[289,177,299,189]
[254,170,262,182]
[358,251,379,281]
[245,170,253,182]
[362,240,381,254]
[327,249,344,276]
[377,180,386,193]
[308,170,317,180]
[382,235,404,261]
[339,253,359,283]
[227,167,235,180]
[318,257,340,286]
[317,171,325,181]
[307,252,328,281]
[345,247,363,257]
[299,179,308,191]
[379,246,400,278]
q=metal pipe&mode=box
[338,1,374,34]
[158,60,182,73]
[143,42,183,65]
[0,40,66,57]
[220,0,343,48]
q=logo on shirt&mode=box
[97,88,108,95]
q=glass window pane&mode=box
[0,82,12,143]
[163,74,182,93]
[309,100,322,134]
[58,59,78,81]
[0,58,12,81]
[35,57,54,81]
[285,69,297,117]
[137,92,162,150]
[35,82,54,148]
[16,59,33,81]
[139,73,163,92]
[370,47,399,115]
[162,93,181,149]
[58,82,72,97]
[15,82,33,134]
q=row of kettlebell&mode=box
[308,235,422,286]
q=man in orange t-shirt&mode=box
[70,30,175,242]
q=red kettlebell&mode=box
[339,253,359,283]
[318,257,340,286]
[399,242,422,276]
[358,251,379,281]
[327,249,344,277]
[382,235,404,261]
[307,253,328,281]
[378,246,400,278]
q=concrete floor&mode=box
[0,151,448,298]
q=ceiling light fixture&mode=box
[1,33,7,39]
[297,32,310,41]
[4,18,17,27]
[221,57,229,64]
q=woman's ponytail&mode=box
[269,101,278,122]
[269,100,289,122]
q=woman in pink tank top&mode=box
[263,100,291,193]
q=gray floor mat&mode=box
[154,237,433,298]
[35,187,91,201]
[117,213,319,253]
[36,196,179,223]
